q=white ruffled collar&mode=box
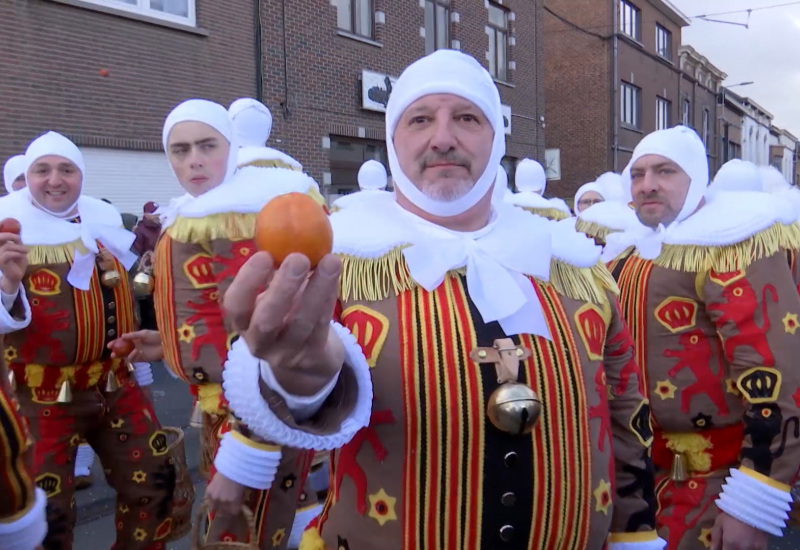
[332,189,396,211]
[578,200,645,233]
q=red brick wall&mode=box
[0,1,256,160]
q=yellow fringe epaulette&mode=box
[575,218,614,240]
[653,222,800,273]
[28,239,88,266]
[166,213,256,244]
[521,206,571,221]
[548,260,614,305]
[238,159,301,172]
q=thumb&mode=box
[711,516,723,550]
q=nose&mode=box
[188,147,204,169]
[429,117,457,153]
[638,169,659,195]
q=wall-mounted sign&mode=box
[361,70,398,113]
[501,104,512,135]
[545,148,561,180]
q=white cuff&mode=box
[132,362,154,387]
[1,289,18,311]
[222,321,373,450]
[288,503,323,548]
[0,278,30,334]
[715,468,792,537]
[0,488,48,550]
[212,431,281,490]
[259,359,340,421]
[607,532,666,550]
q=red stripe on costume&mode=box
[153,236,189,382]
[399,288,420,550]
[72,272,104,364]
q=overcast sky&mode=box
[670,0,800,135]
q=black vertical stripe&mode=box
[0,398,29,511]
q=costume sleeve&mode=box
[0,273,31,334]
[704,252,800,536]
[603,294,661,543]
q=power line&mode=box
[691,1,800,19]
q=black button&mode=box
[108,302,116,310]
[504,452,517,468]
[500,525,514,542]
[501,492,516,507]
[107,316,116,324]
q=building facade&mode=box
[740,98,773,167]
[0,0,545,209]
[769,127,798,185]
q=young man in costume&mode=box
[605,126,800,549]
[221,50,663,550]
[5,131,178,549]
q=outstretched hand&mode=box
[108,330,164,363]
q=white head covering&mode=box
[574,182,605,211]
[229,98,273,148]
[707,159,763,197]
[3,155,26,194]
[163,99,238,184]
[491,165,512,204]
[515,158,547,195]
[23,131,86,217]
[386,50,504,217]
[759,165,791,194]
[595,172,625,202]
[624,125,709,225]
[358,160,388,191]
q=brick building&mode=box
[0,0,545,210]
[543,0,710,198]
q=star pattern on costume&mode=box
[783,313,799,335]
[691,412,714,430]
[593,479,612,515]
[132,470,147,484]
[118,504,129,514]
[4,346,17,362]
[654,380,677,400]
[725,378,741,396]
[133,528,148,542]
[698,527,712,548]
[271,528,286,547]
[177,323,196,344]
[368,488,398,526]
[69,434,81,446]
[110,418,124,429]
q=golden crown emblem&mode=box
[737,367,781,404]
[28,269,61,296]
[575,304,606,361]
[183,254,216,289]
[655,297,698,333]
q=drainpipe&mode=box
[611,2,619,172]
[254,0,263,102]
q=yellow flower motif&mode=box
[69,434,81,447]
[271,528,286,548]
[783,313,800,335]
[110,419,124,429]
[725,378,741,396]
[178,324,196,344]
[119,504,130,514]
[133,528,148,542]
[655,380,678,400]
[4,346,17,362]
[368,488,398,526]
[698,527,712,548]
[132,470,147,484]
[594,479,612,515]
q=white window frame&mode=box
[425,0,451,55]
[338,0,375,39]
[681,99,691,127]
[656,24,672,61]
[657,97,671,131]
[84,0,196,26]
[619,0,641,41]
[621,82,641,130]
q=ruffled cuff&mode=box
[0,278,30,334]
[132,362,154,387]
[715,467,793,537]
[259,358,340,421]
[212,431,281,490]
[222,321,373,450]
[0,488,48,550]
[288,503,323,548]
[607,531,666,549]
[1,289,18,311]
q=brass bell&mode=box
[132,272,155,297]
[486,382,542,435]
[101,270,122,289]
[57,380,73,403]
[670,452,688,482]
[8,371,16,392]
[104,372,121,393]
[189,402,205,428]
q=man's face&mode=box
[11,175,26,191]
[27,155,82,212]
[167,121,230,197]
[393,93,494,202]
[577,191,604,212]
[630,154,691,228]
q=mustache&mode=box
[419,152,471,171]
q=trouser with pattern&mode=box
[655,472,724,550]
[17,377,176,550]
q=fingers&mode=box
[279,254,341,349]
[0,234,23,246]
[223,252,276,333]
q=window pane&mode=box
[356,0,372,37]
[425,1,435,54]
[149,0,188,16]
[497,31,507,80]
[436,5,449,50]
[338,0,352,31]
[488,30,497,77]
[488,5,506,28]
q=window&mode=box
[619,0,641,41]
[487,3,509,81]
[338,0,374,38]
[329,137,388,195]
[656,24,672,61]
[702,109,710,148]
[84,0,194,24]
[681,99,691,127]
[620,82,641,129]
[425,0,450,54]
[656,97,671,130]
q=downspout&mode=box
[254,0,263,102]
[612,1,619,172]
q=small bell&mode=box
[104,372,121,393]
[57,380,73,403]
[670,452,688,482]
[486,382,542,436]
[101,270,122,289]
[189,402,205,428]
[132,272,155,297]
[8,371,16,392]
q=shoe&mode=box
[75,475,93,491]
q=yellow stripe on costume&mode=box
[153,236,189,383]
[73,270,105,365]
[617,256,654,395]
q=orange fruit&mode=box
[255,192,333,268]
[0,218,21,235]
[110,339,135,357]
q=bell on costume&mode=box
[132,251,155,297]
[670,452,688,482]
[98,249,122,289]
[487,382,542,436]
[189,402,204,428]
[101,270,122,289]
[57,380,73,403]
[104,371,121,393]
